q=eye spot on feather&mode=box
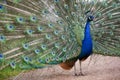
[9,25,13,28]
[58,21,63,25]
[10,61,16,69]
[42,9,49,15]
[56,57,59,61]
[60,21,62,24]
[16,17,24,23]
[19,18,23,21]
[24,57,30,63]
[64,4,69,9]
[71,12,76,16]
[51,51,55,56]
[55,10,60,15]
[0,35,6,42]
[0,5,3,9]
[112,2,118,8]
[63,47,66,52]
[35,49,40,54]
[11,62,15,66]
[19,17,24,21]
[48,23,54,28]
[0,36,4,40]
[65,16,69,20]
[61,35,65,40]
[26,29,33,35]
[30,16,37,22]
[0,54,4,60]
[25,45,28,47]
[54,30,59,35]
[32,17,35,20]
[0,5,4,12]
[50,24,52,26]
[46,58,49,63]
[37,26,43,32]
[22,43,29,50]
[66,55,69,59]
[45,34,51,40]
[6,24,15,31]
[40,27,42,30]
[41,44,47,50]
[23,56,29,62]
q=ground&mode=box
[10,55,120,80]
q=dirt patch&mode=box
[11,55,120,80]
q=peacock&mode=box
[0,0,120,79]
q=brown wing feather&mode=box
[59,59,77,70]
[59,56,89,70]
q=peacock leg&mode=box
[79,60,84,76]
[74,64,77,76]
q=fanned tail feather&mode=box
[91,0,120,56]
[0,0,79,71]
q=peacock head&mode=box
[85,10,94,22]
[87,16,94,22]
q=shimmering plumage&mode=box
[79,16,93,61]
[0,0,120,79]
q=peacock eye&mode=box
[88,16,94,21]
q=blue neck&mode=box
[84,21,92,39]
[78,20,93,60]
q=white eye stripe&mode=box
[89,17,91,20]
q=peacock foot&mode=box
[74,73,79,76]
[78,72,85,76]
[74,72,84,76]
